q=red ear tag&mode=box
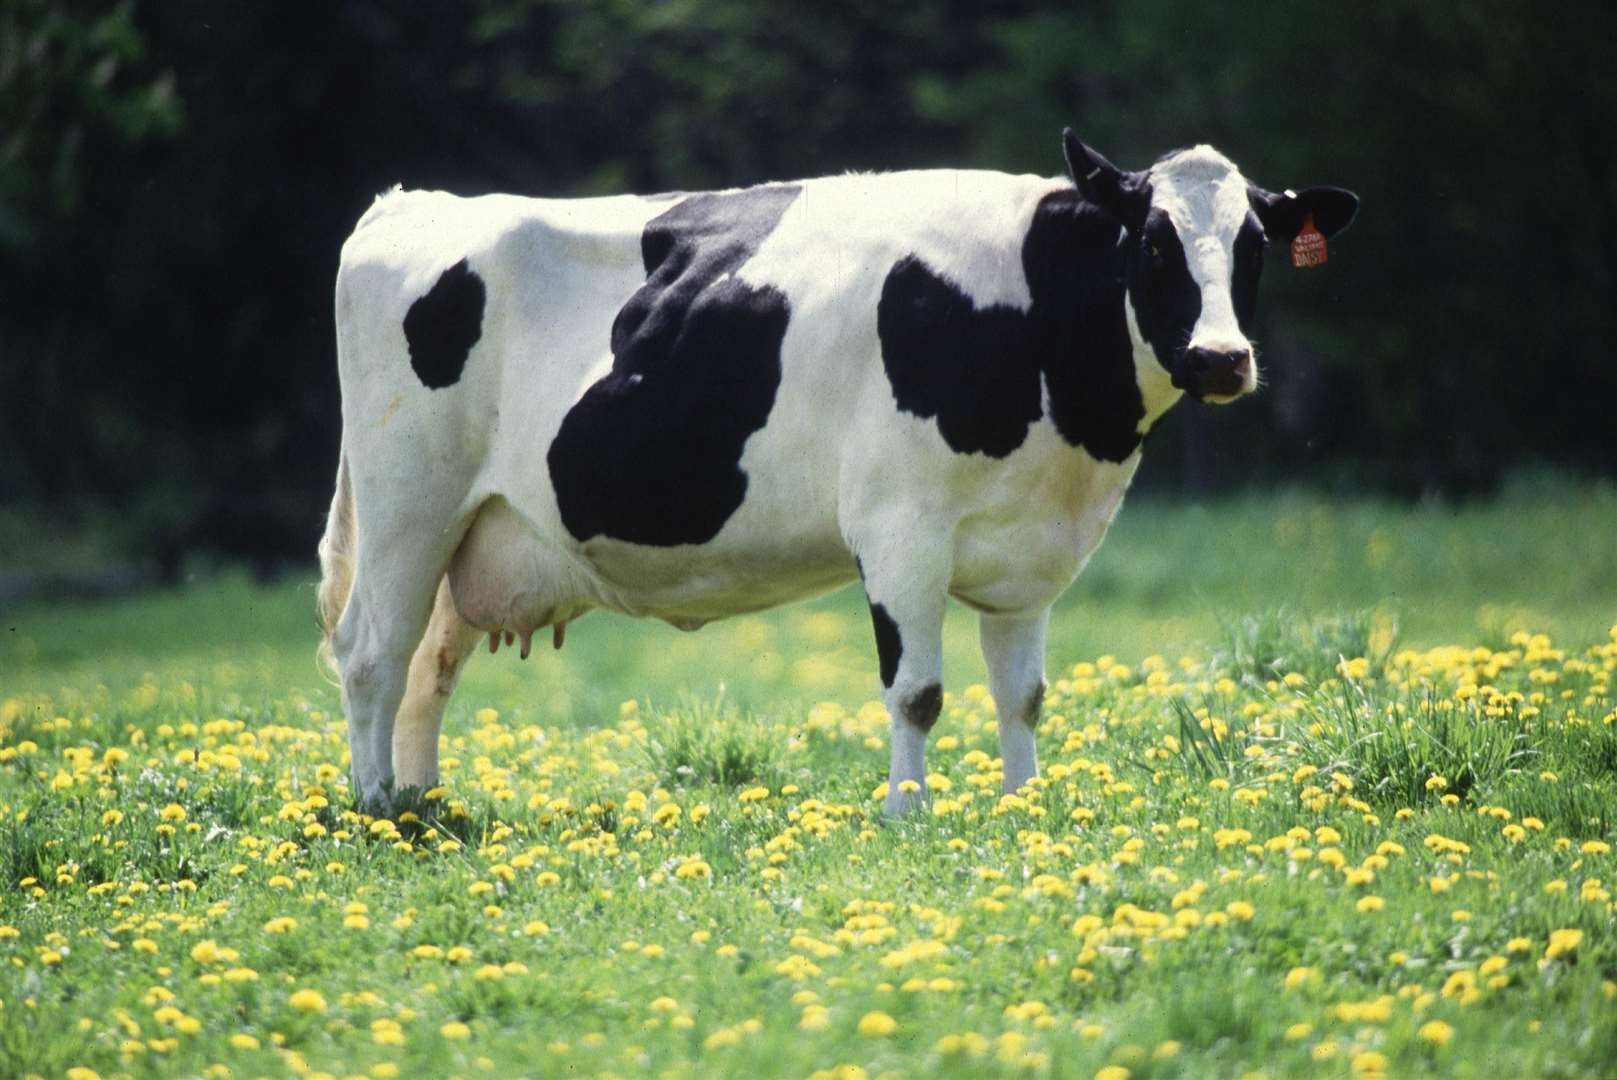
[1290,212,1327,268]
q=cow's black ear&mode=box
[1249,184,1360,241]
[1062,128,1150,230]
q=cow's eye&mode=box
[1144,240,1162,263]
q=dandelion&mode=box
[288,988,326,1013]
[1545,928,1582,960]
[441,1021,472,1041]
[1352,1050,1389,1075]
[1418,1019,1454,1046]
[1356,895,1386,913]
[674,858,712,880]
[857,1011,897,1036]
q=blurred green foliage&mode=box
[0,2,1613,569]
[0,0,182,247]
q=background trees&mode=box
[3,0,1613,570]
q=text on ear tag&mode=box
[1291,212,1327,268]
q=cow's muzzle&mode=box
[1174,346,1255,402]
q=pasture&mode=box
[3,485,1616,1078]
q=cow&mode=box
[317,130,1358,817]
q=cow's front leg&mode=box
[859,555,948,818]
[980,609,1049,795]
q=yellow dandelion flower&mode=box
[857,1011,897,1036]
[441,1021,472,1041]
[1545,928,1582,960]
[287,988,326,1013]
[1418,1019,1454,1046]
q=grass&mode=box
[2,485,1616,1078]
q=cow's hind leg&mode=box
[858,546,949,818]
[980,610,1049,795]
[332,526,460,813]
[393,577,481,795]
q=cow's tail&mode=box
[316,452,356,684]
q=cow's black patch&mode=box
[876,190,1153,463]
[548,185,801,546]
[869,601,902,689]
[403,259,485,389]
[877,259,1043,458]
[1230,214,1267,333]
[902,683,943,734]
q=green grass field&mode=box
[3,486,1616,1078]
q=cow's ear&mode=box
[1063,128,1150,230]
[1249,184,1360,241]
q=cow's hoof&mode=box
[881,785,930,820]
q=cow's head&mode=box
[1062,129,1357,406]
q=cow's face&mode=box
[1062,131,1358,406]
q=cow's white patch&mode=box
[1149,146,1257,360]
[1123,290,1183,431]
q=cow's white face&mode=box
[1063,131,1358,408]
[1141,147,1263,404]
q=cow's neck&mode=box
[1020,189,1171,464]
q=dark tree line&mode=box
[2,1,1614,570]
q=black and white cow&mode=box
[317,130,1357,815]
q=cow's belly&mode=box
[582,535,857,623]
[447,493,857,635]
